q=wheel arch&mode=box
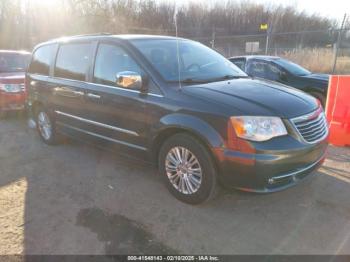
[30,100,44,116]
[29,97,55,118]
[150,113,225,166]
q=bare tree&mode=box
[0,0,340,51]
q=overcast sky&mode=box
[159,0,349,22]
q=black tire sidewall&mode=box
[159,133,217,204]
[35,107,57,145]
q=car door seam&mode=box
[56,121,147,151]
[55,110,139,136]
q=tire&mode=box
[35,106,58,145]
[310,92,326,108]
[159,133,218,204]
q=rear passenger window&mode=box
[54,43,92,81]
[28,44,56,75]
[94,44,142,87]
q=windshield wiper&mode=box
[202,75,248,83]
[180,75,248,84]
[180,78,209,84]
[217,75,248,80]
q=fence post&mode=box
[265,26,272,55]
[332,13,347,74]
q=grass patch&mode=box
[281,48,350,74]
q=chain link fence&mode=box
[126,25,350,74]
[188,29,350,74]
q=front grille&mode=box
[291,109,328,144]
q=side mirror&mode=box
[116,71,147,92]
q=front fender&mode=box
[151,113,225,149]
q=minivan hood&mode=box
[183,78,318,119]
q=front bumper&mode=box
[214,135,328,193]
[0,92,26,111]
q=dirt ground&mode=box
[0,116,349,255]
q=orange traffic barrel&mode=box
[325,75,350,146]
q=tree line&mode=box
[0,0,348,51]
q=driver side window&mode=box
[93,44,142,88]
[264,63,283,81]
[247,60,282,81]
[247,61,266,78]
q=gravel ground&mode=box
[0,116,349,255]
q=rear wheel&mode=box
[35,107,58,145]
[159,133,218,204]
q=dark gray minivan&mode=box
[26,34,328,204]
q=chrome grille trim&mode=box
[301,123,325,136]
[298,121,326,133]
[291,109,328,144]
[295,116,323,128]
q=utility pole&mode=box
[332,13,347,74]
[265,31,269,55]
[260,23,269,54]
[211,28,216,49]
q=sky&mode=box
[160,0,349,22]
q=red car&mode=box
[0,50,31,116]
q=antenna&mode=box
[174,5,182,90]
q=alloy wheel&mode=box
[165,146,202,194]
[37,111,52,141]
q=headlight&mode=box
[0,84,24,93]
[230,116,287,142]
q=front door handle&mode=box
[86,93,101,99]
[72,91,84,96]
[54,87,84,98]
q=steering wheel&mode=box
[186,63,201,72]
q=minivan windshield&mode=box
[275,58,311,76]
[131,39,247,83]
[0,52,31,73]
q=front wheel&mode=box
[35,107,58,145]
[159,133,218,204]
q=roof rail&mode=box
[71,32,113,38]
